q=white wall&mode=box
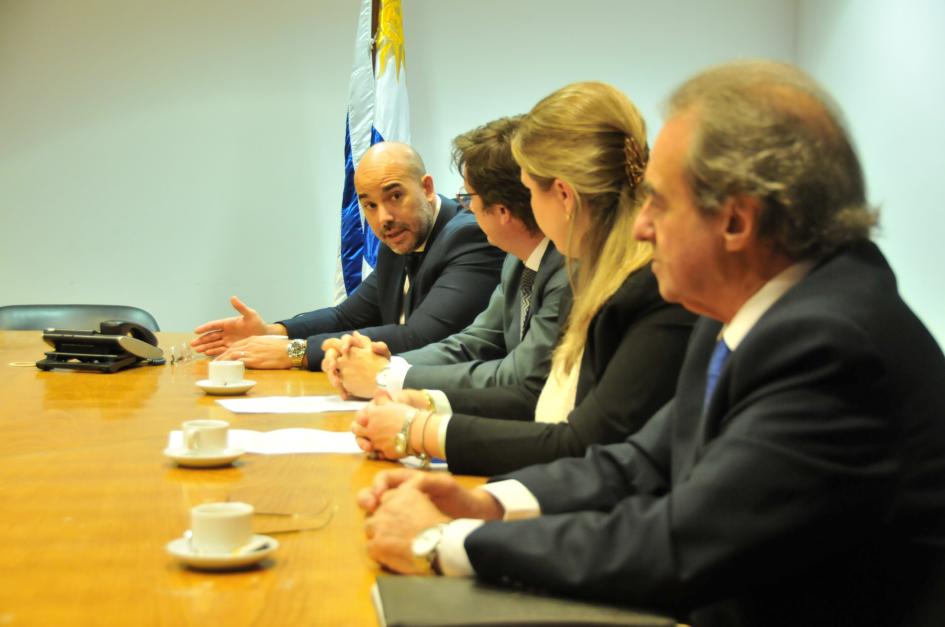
[405,0,796,196]
[0,0,356,331]
[1,0,803,331]
[797,0,945,345]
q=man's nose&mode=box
[377,203,394,225]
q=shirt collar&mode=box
[523,238,550,272]
[721,260,815,350]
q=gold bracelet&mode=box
[418,409,434,469]
[422,390,436,411]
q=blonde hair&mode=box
[512,81,652,373]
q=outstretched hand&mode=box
[191,296,275,356]
[215,335,294,369]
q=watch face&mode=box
[375,367,389,388]
[412,526,442,557]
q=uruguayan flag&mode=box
[335,0,411,302]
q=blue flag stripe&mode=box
[340,114,365,294]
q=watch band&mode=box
[417,409,434,468]
[393,408,419,457]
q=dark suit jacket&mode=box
[400,244,568,394]
[464,242,945,627]
[443,264,696,475]
[279,196,504,369]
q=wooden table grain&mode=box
[0,331,483,626]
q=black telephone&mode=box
[36,320,166,373]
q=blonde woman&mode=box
[353,82,695,475]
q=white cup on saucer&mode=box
[182,419,229,455]
[190,502,253,554]
[208,360,245,386]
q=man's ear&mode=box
[722,194,762,252]
[494,204,512,224]
[421,174,435,200]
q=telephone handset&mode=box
[36,320,165,373]
[98,320,159,347]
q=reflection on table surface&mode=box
[0,331,484,626]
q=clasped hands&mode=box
[358,469,503,574]
[350,388,441,460]
[321,331,393,399]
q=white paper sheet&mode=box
[167,428,362,455]
[215,395,368,414]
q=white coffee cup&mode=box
[190,502,254,554]
[182,419,229,454]
[208,360,245,386]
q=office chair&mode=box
[0,304,160,332]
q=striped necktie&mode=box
[402,252,424,318]
[519,268,537,340]
[703,339,732,409]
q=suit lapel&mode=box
[404,196,459,319]
[672,318,723,480]
[376,246,406,324]
[531,245,563,309]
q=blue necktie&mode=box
[704,339,732,409]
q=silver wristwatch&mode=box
[286,339,307,369]
[412,523,447,574]
[375,364,391,390]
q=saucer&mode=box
[163,447,245,468]
[166,533,278,571]
[196,379,256,395]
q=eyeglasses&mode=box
[455,189,478,210]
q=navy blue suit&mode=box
[465,242,945,627]
[280,197,504,370]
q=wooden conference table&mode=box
[0,331,484,626]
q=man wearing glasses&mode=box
[191,141,504,371]
[324,116,568,402]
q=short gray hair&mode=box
[668,60,877,260]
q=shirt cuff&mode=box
[386,356,411,392]
[437,518,484,577]
[480,480,542,521]
[424,389,453,456]
[426,388,452,414]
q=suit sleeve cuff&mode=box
[438,518,484,577]
[304,337,328,372]
[277,317,304,340]
[480,480,542,521]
